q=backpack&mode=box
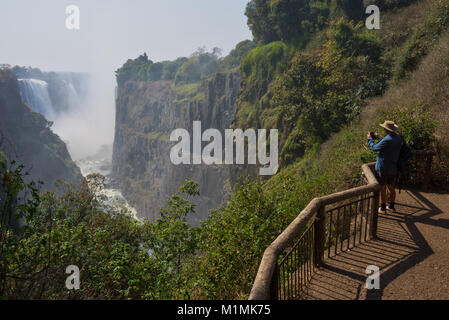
[397,136,412,171]
[396,136,412,192]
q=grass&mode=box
[173,82,201,97]
[392,0,449,81]
[173,82,205,105]
[236,41,292,128]
[145,132,170,142]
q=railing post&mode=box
[315,205,326,267]
[269,264,279,300]
[371,190,380,240]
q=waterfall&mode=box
[62,79,80,111]
[16,72,138,219]
[18,78,55,120]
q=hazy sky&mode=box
[0,0,252,73]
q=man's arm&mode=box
[368,136,387,152]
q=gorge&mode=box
[1,66,138,219]
[3,61,244,224]
[112,69,244,223]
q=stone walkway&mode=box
[301,189,449,300]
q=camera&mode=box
[369,132,378,139]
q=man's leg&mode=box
[387,184,396,211]
[380,185,387,203]
[379,185,387,213]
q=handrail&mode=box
[248,163,380,300]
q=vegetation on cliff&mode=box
[115,41,256,87]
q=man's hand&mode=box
[367,132,379,139]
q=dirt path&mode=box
[301,189,449,300]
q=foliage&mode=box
[272,19,386,165]
[0,69,18,82]
[336,0,364,21]
[363,0,418,10]
[220,40,257,70]
[0,152,204,300]
[115,50,221,86]
[270,0,331,44]
[236,41,291,128]
[115,53,153,86]
[394,0,449,80]
[245,0,331,45]
[115,43,254,87]
[142,180,200,298]
[379,104,438,150]
[195,178,279,298]
[10,66,44,79]
[174,47,222,84]
[245,0,280,44]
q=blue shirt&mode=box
[368,133,402,174]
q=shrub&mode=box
[379,104,438,150]
[272,19,385,165]
[236,41,291,128]
[245,0,331,45]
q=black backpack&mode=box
[396,136,412,192]
[397,136,412,171]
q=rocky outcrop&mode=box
[112,70,241,223]
[0,69,83,189]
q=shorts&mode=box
[375,170,397,186]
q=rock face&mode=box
[0,69,83,189]
[112,70,241,223]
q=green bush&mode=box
[336,0,364,21]
[379,104,438,150]
[116,48,235,86]
[0,151,205,299]
[236,41,291,128]
[272,19,385,165]
[220,40,257,70]
[245,0,331,45]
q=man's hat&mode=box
[379,120,399,132]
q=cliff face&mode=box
[0,69,83,189]
[112,70,241,223]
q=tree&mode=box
[245,0,279,44]
[245,0,331,44]
[272,19,385,165]
[269,0,311,42]
[221,40,257,70]
[336,0,364,21]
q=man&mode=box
[367,120,402,214]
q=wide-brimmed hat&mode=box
[379,120,399,132]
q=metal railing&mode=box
[249,150,435,300]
